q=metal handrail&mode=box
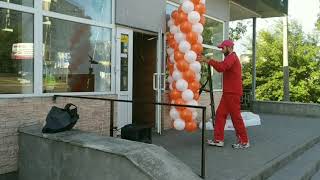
[53,94,207,179]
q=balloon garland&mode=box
[167,0,206,132]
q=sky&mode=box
[233,0,320,55]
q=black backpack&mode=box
[42,103,79,133]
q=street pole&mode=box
[252,17,257,101]
[283,15,290,101]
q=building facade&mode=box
[0,0,287,176]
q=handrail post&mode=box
[201,107,206,179]
[110,101,114,137]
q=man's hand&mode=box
[197,55,211,64]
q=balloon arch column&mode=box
[166,0,206,132]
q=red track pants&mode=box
[214,93,249,144]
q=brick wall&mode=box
[162,91,222,130]
[0,95,116,175]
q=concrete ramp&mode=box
[18,125,201,180]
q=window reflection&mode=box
[43,17,112,93]
[43,0,112,24]
[0,8,34,94]
[0,0,33,7]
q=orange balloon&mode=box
[175,98,186,111]
[186,32,198,45]
[166,33,174,42]
[192,0,201,5]
[177,61,189,72]
[180,109,193,122]
[174,51,185,62]
[185,121,198,132]
[200,16,206,25]
[177,12,188,24]
[172,82,176,89]
[170,89,182,100]
[195,3,206,14]
[188,81,201,92]
[194,92,200,100]
[170,41,179,50]
[180,21,192,33]
[192,43,203,54]
[183,70,196,82]
[167,38,175,46]
[171,10,179,20]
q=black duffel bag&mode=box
[42,103,79,133]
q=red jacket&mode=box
[208,52,243,96]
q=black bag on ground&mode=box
[42,103,79,133]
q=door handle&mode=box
[153,73,158,90]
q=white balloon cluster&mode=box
[166,0,206,132]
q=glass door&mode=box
[116,27,133,129]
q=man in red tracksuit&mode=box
[199,40,250,149]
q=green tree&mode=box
[242,20,320,103]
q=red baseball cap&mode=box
[217,40,234,48]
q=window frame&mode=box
[0,0,116,98]
[166,1,225,91]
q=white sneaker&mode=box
[207,140,224,147]
[232,142,250,149]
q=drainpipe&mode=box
[252,17,257,101]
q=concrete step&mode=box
[267,143,320,180]
[311,170,320,180]
[240,135,320,180]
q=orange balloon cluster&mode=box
[167,0,206,132]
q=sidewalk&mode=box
[153,114,320,180]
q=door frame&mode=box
[116,27,133,129]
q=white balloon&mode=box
[170,25,179,34]
[174,119,185,131]
[170,107,180,119]
[192,111,198,119]
[187,100,199,111]
[188,11,200,24]
[167,48,174,55]
[195,73,201,81]
[172,70,182,81]
[192,23,204,34]
[182,89,194,102]
[168,76,174,83]
[169,54,175,63]
[200,0,206,4]
[190,61,201,73]
[174,32,186,43]
[176,79,188,92]
[197,35,203,44]
[179,40,191,53]
[184,51,197,63]
[182,1,194,14]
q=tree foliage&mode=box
[242,20,320,103]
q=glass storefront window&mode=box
[203,17,224,46]
[43,17,112,93]
[0,8,34,94]
[0,0,33,7]
[43,0,112,24]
